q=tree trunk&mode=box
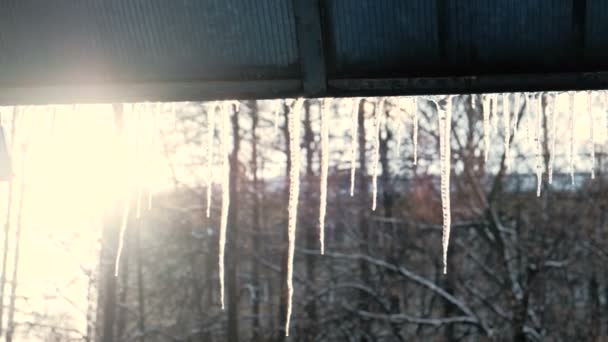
[5,142,26,342]
[0,108,18,336]
[250,102,262,342]
[226,102,241,342]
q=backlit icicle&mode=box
[588,91,595,179]
[285,98,303,337]
[218,102,231,310]
[471,94,476,109]
[549,94,557,184]
[483,95,491,162]
[350,98,359,197]
[206,102,216,218]
[503,93,511,169]
[535,93,543,197]
[371,98,385,211]
[439,96,453,274]
[413,97,419,165]
[319,98,331,254]
[569,92,575,186]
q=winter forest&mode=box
[0,92,608,341]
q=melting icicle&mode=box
[549,94,557,184]
[569,92,575,186]
[439,96,453,274]
[371,98,385,211]
[319,98,331,254]
[350,98,359,197]
[206,102,216,218]
[413,97,419,165]
[285,98,303,337]
[483,95,491,163]
[503,93,511,170]
[218,102,231,310]
[535,93,543,197]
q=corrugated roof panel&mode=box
[446,0,575,74]
[325,0,440,77]
[586,0,608,65]
[0,0,300,87]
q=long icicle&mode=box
[483,95,491,163]
[285,98,303,337]
[569,92,575,186]
[549,94,556,184]
[535,93,543,197]
[319,98,331,254]
[206,102,216,218]
[588,91,595,179]
[372,98,385,211]
[218,102,231,310]
[440,96,453,274]
[413,97,419,165]
[350,98,359,197]
[503,93,511,170]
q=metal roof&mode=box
[1,0,608,105]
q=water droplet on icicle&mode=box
[285,98,304,337]
[319,98,331,254]
[350,98,359,197]
[218,102,231,310]
[371,98,385,211]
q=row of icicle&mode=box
[114,91,604,337]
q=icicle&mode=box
[503,93,511,170]
[396,99,404,156]
[513,93,521,138]
[114,195,131,277]
[206,102,216,218]
[492,94,499,134]
[350,98,359,197]
[588,91,595,179]
[535,93,543,197]
[371,98,385,211]
[285,98,303,337]
[471,94,476,109]
[319,98,331,255]
[549,94,556,184]
[218,102,231,310]
[483,95,491,163]
[569,92,575,186]
[413,97,419,165]
[439,96,453,274]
